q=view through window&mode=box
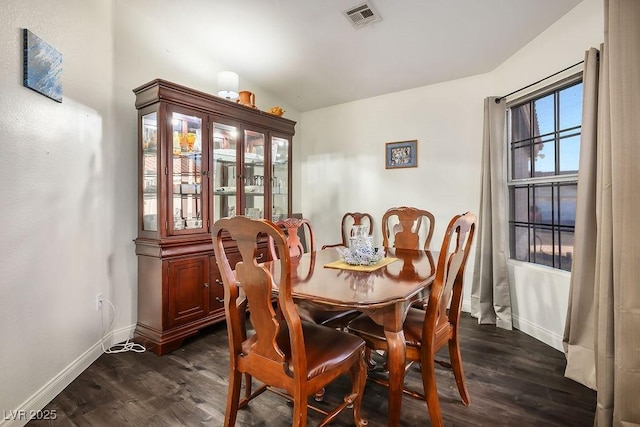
[507,78,583,271]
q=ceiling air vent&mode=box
[344,2,382,29]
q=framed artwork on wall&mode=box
[385,140,417,169]
[23,29,63,103]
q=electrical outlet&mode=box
[96,293,103,311]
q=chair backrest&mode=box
[269,217,315,260]
[322,212,374,249]
[341,212,374,244]
[424,212,476,338]
[212,217,306,375]
[382,206,435,251]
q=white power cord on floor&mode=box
[100,298,146,354]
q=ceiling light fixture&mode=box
[217,71,239,100]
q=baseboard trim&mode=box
[512,314,564,352]
[1,325,135,427]
[461,300,563,352]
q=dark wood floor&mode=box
[29,313,596,426]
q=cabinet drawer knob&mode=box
[204,282,209,288]
[215,279,223,286]
[215,297,224,303]
[256,253,264,260]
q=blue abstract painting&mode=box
[23,29,62,103]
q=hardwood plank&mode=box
[28,314,596,426]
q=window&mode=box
[507,78,583,271]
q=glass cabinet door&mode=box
[142,112,159,231]
[169,109,205,234]
[212,122,239,219]
[243,129,266,219]
[271,136,289,221]
[210,120,290,222]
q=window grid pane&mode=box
[512,143,531,179]
[559,135,580,175]
[533,94,555,137]
[508,80,581,272]
[509,182,577,270]
[533,139,555,177]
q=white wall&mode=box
[299,73,492,308]
[0,1,298,425]
[299,0,604,351]
[0,1,119,424]
[112,0,303,214]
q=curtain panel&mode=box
[563,0,640,424]
[563,47,600,391]
[471,97,512,330]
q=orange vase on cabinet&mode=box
[237,91,256,108]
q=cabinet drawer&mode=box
[209,252,240,313]
[209,246,268,314]
[209,267,225,313]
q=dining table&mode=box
[270,246,436,427]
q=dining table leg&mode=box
[384,328,407,427]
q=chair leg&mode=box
[239,373,252,407]
[448,335,470,405]
[364,347,377,371]
[350,351,368,427]
[420,354,443,427]
[318,351,368,427]
[224,370,242,427]
[291,389,308,427]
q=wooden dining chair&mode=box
[382,206,435,251]
[268,217,360,328]
[212,216,368,427]
[322,212,374,249]
[269,217,315,260]
[348,212,477,427]
[270,217,364,402]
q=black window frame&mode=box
[507,75,583,272]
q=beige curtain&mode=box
[563,47,600,390]
[563,0,640,425]
[471,97,512,330]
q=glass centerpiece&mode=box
[336,225,385,265]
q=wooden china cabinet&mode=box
[133,79,295,355]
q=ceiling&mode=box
[133,0,582,112]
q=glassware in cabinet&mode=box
[212,122,239,219]
[243,129,265,219]
[169,110,205,234]
[271,135,289,221]
[142,112,158,231]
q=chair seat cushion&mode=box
[347,308,426,348]
[243,321,365,379]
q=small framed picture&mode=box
[385,140,417,169]
[23,29,63,103]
